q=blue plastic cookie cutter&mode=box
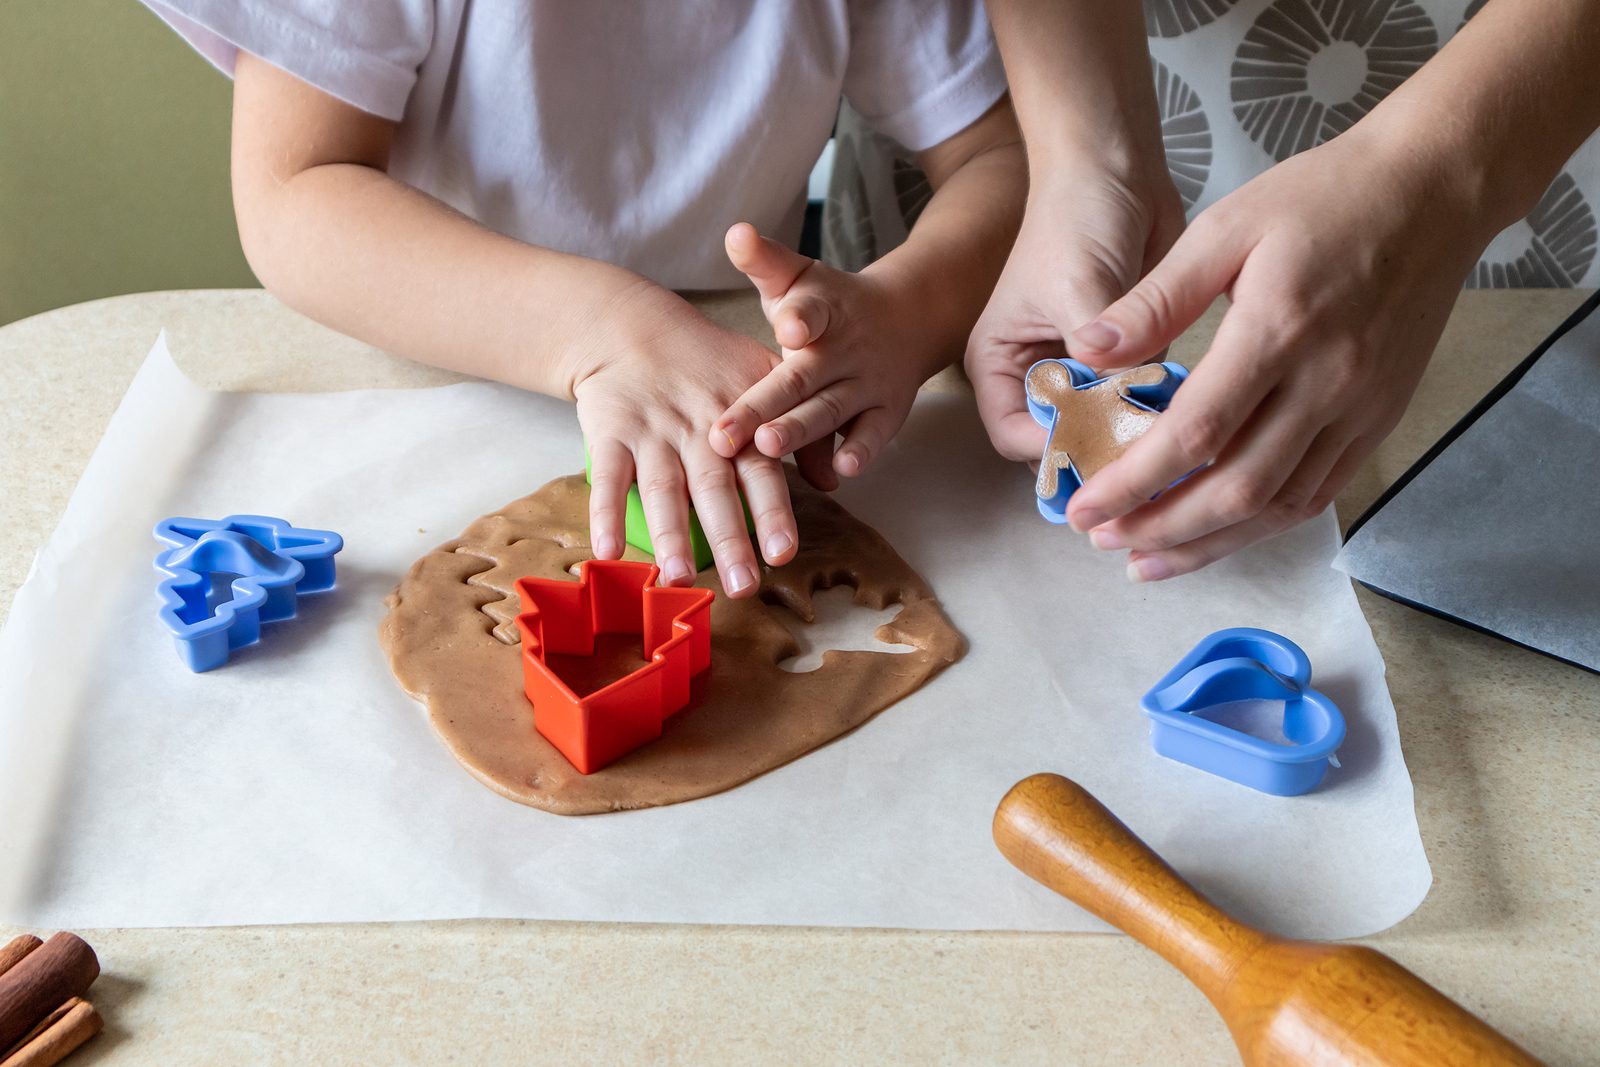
[1026,357,1188,524]
[153,515,343,672]
[1139,628,1345,796]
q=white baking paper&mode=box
[1335,299,1600,671]
[0,335,1430,936]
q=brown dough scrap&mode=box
[1026,361,1170,498]
[378,470,964,815]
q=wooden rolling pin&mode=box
[993,773,1544,1067]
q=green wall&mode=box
[0,0,258,327]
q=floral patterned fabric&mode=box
[826,0,1600,287]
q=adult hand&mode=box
[964,161,1186,466]
[1060,124,1490,581]
[573,278,800,598]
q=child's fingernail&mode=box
[835,451,860,477]
[758,425,787,452]
[726,564,756,595]
[1070,508,1109,532]
[662,556,694,585]
[1127,557,1174,584]
[1089,530,1124,550]
[724,430,738,452]
[1071,321,1121,353]
[595,534,619,558]
[764,533,792,560]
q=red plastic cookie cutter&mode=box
[514,560,714,775]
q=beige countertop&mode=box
[1,288,1595,1066]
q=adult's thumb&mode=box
[1066,224,1245,369]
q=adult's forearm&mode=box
[858,100,1027,378]
[1356,0,1600,236]
[984,0,1167,180]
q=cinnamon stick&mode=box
[0,934,98,1053]
[0,999,101,1067]
[0,942,41,983]
[2,998,78,1060]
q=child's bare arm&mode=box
[708,98,1026,483]
[231,52,798,597]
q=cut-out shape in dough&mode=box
[772,585,917,674]
[1025,358,1187,524]
[378,469,963,815]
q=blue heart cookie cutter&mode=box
[153,515,343,672]
[1139,628,1345,796]
[1026,357,1188,523]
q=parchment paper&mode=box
[1335,297,1600,671]
[0,335,1430,936]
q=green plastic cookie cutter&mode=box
[583,445,753,573]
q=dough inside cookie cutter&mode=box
[515,559,715,775]
[1025,357,1188,523]
[152,515,343,672]
[1138,628,1345,796]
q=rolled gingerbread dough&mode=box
[378,470,963,815]
[1026,361,1170,498]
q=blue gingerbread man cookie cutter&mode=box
[1025,357,1188,524]
[153,515,343,672]
[1139,628,1345,796]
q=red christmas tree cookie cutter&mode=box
[514,560,714,775]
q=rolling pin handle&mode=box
[993,772,1269,1004]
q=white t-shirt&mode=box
[143,0,1007,289]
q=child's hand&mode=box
[708,224,942,489]
[571,279,801,598]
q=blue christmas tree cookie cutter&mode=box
[153,515,343,672]
[1138,628,1345,796]
[1025,357,1188,524]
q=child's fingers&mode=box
[633,445,699,587]
[586,437,635,560]
[753,381,865,461]
[833,405,903,478]
[794,437,839,492]
[725,222,813,306]
[772,294,831,351]
[681,442,765,598]
[731,448,799,566]
[710,357,818,458]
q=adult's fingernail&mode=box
[594,533,619,558]
[1127,557,1174,584]
[1071,320,1121,353]
[662,556,695,585]
[1089,529,1125,551]
[1070,508,1109,533]
[726,564,757,595]
[764,532,792,561]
